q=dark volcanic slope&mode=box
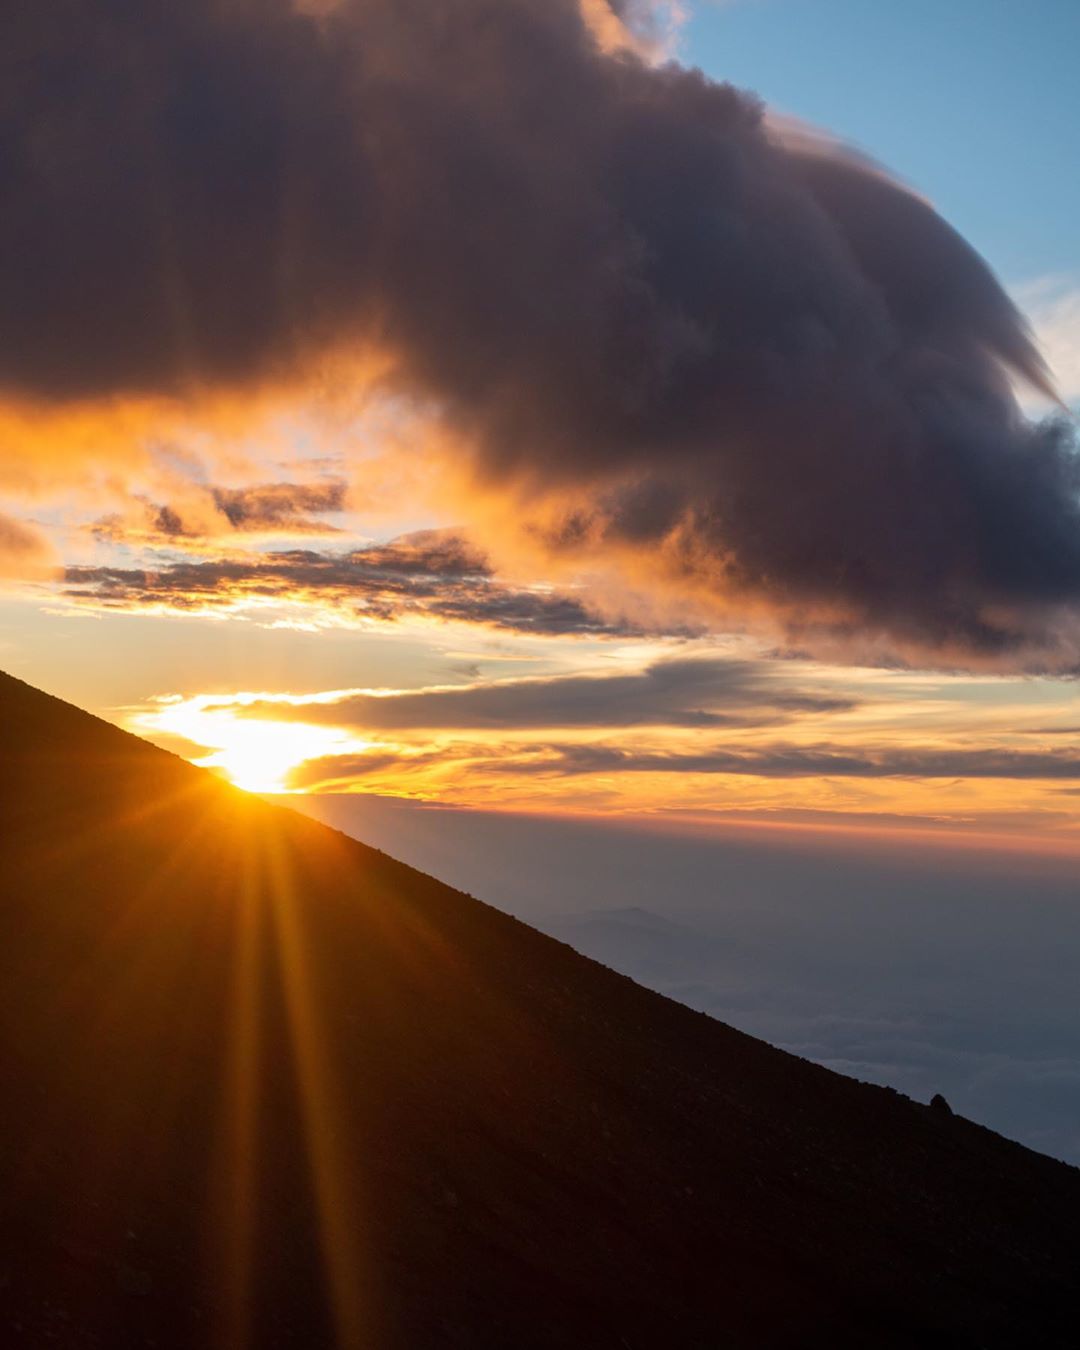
[1,672,1078,1349]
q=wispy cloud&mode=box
[516,743,1080,779]
[92,479,349,547]
[282,737,1080,798]
[580,0,687,58]
[63,529,658,638]
[224,653,855,732]
[1016,274,1080,406]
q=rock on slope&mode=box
[1,669,1078,1348]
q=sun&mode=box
[133,693,369,794]
[197,718,347,794]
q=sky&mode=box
[686,0,1080,282]
[4,0,1080,1160]
[2,0,1079,853]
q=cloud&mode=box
[224,653,856,732]
[286,748,450,791]
[581,0,686,57]
[282,736,1080,795]
[524,744,1080,779]
[2,0,1077,664]
[0,512,56,579]
[209,480,346,531]
[93,479,348,545]
[62,529,654,637]
[1015,275,1080,406]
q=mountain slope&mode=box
[1,670,1078,1349]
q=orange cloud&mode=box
[61,530,656,639]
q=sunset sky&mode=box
[2,0,1079,850]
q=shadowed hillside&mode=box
[1,670,1078,1348]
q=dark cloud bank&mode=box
[4,0,1078,662]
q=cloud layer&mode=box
[225,652,855,731]
[63,529,651,637]
[525,743,1080,780]
[4,0,1078,662]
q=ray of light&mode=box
[262,823,373,1350]
[211,837,265,1350]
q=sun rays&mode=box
[209,816,375,1349]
